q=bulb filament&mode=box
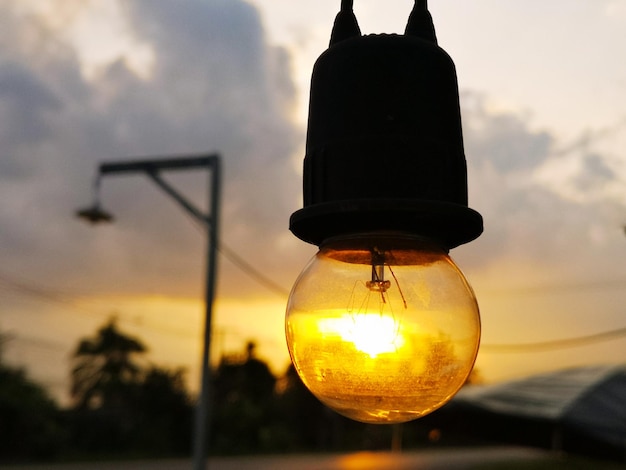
[366,247,391,301]
[365,247,407,308]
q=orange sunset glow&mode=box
[1,0,625,415]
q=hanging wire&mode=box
[481,326,626,353]
[178,203,292,298]
[4,268,626,354]
[0,271,198,339]
[217,243,291,298]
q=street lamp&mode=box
[77,154,220,470]
[286,0,483,424]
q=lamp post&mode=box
[77,154,220,470]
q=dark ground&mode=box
[8,446,556,470]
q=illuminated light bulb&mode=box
[285,233,480,424]
[287,1,484,424]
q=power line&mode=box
[218,243,290,297]
[8,332,68,353]
[481,326,626,353]
[4,268,626,354]
[0,258,287,346]
[0,273,87,309]
[479,279,626,297]
[183,208,292,297]
[0,271,198,340]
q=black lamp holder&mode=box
[289,0,482,250]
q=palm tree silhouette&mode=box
[71,318,146,410]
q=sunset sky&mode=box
[2,0,626,405]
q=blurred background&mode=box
[1,0,625,464]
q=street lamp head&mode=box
[76,204,114,224]
[77,169,114,225]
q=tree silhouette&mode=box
[71,318,146,410]
[68,318,195,455]
[212,341,277,453]
[0,332,66,462]
[132,366,193,454]
[275,363,363,451]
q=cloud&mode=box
[2,1,625,400]
[532,120,626,208]
[458,93,626,285]
[606,0,626,20]
[0,0,304,300]
[462,93,553,173]
[575,153,616,191]
[1,0,624,308]
[0,64,62,167]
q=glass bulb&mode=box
[285,233,480,424]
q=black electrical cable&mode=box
[4,268,626,353]
[480,279,626,297]
[0,273,88,309]
[218,243,291,297]
[0,272,198,339]
[181,207,292,297]
[481,326,626,353]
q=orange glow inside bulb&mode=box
[285,234,480,424]
[318,313,405,358]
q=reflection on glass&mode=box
[286,234,480,424]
